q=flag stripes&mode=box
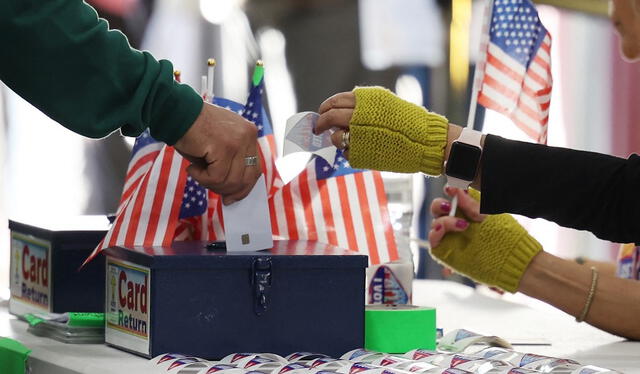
[477,0,552,143]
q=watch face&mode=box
[446,142,481,181]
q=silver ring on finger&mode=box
[340,130,350,150]
[244,156,258,167]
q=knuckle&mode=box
[327,96,340,109]
[244,123,258,137]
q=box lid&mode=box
[104,240,368,269]
[8,216,110,244]
[9,216,110,232]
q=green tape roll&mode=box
[365,305,436,353]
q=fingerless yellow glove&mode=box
[430,192,542,293]
[349,87,448,176]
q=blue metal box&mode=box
[8,217,109,315]
[103,240,367,359]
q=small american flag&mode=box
[476,0,552,143]
[83,130,190,265]
[269,151,399,265]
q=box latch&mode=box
[251,257,272,316]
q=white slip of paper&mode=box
[283,112,337,166]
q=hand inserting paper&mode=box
[174,102,262,206]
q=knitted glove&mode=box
[349,87,448,176]
[430,191,542,293]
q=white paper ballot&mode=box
[222,174,273,251]
[283,111,337,165]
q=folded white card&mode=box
[222,174,273,252]
[283,111,337,165]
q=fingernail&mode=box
[440,201,451,213]
[434,224,443,231]
[445,186,452,194]
[463,189,469,194]
[456,219,468,229]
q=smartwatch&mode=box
[445,127,483,189]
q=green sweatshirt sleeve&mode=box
[0,0,203,145]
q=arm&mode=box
[317,91,640,243]
[0,0,261,203]
[429,190,640,340]
[0,0,201,144]
[521,251,640,340]
[475,133,640,244]
[448,123,640,243]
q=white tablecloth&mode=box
[1,280,638,373]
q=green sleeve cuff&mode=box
[418,112,448,175]
[147,81,203,146]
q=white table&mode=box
[413,280,639,372]
[1,280,638,373]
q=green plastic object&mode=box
[364,305,437,353]
[22,314,44,327]
[0,337,31,374]
[252,64,264,87]
[67,313,104,327]
[22,312,104,327]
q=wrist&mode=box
[518,251,552,293]
[445,124,463,161]
[175,102,207,153]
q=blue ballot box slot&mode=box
[8,217,109,316]
[104,240,367,359]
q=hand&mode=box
[174,102,261,205]
[428,187,543,293]
[316,91,356,159]
[316,87,448,176]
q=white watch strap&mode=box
[446,176,471,189]
[457,127,483,149]
[445,127,483,189]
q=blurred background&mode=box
[1,0,636,296]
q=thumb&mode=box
[455,189,485,222]
[186,163,208,186]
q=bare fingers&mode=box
[443,186,486,222]
[428,216,470,248]
[315,108,354,135]
[318,92,356,114]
